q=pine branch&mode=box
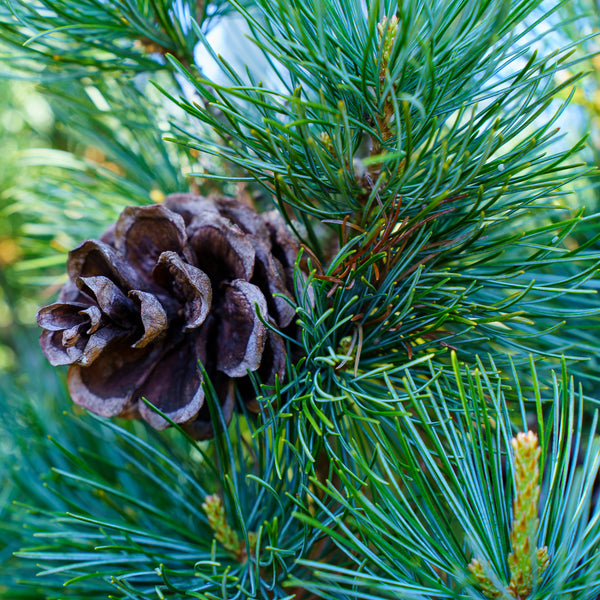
[154,0,600,385]
[0,344,336,599]
[1,2,600,600]
[0,0,227,76]
[163,0,590,220]
[289,356,600,599]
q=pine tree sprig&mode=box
[0,0,230,77]
[163,0,592,224]
[1,2,600,599]
[469,431,550,599]
[288,356,600,599]
[0,345,336,599]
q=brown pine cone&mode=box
[36,194,299,439]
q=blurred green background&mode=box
[0,78,54,373]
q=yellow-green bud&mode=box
[468,431,549,599]
[377,15,399,77]
[467,558,502,598]
[202,494,248,562]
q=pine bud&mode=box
[467,558,502,598]
[469,431,549,599]
[377,15,399,77]
[507,431,548,598]
[202,494,246,562]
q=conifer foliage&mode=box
[0,0,600,599]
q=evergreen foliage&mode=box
[1,0,600,599]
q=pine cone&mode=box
[37,194,298,438]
